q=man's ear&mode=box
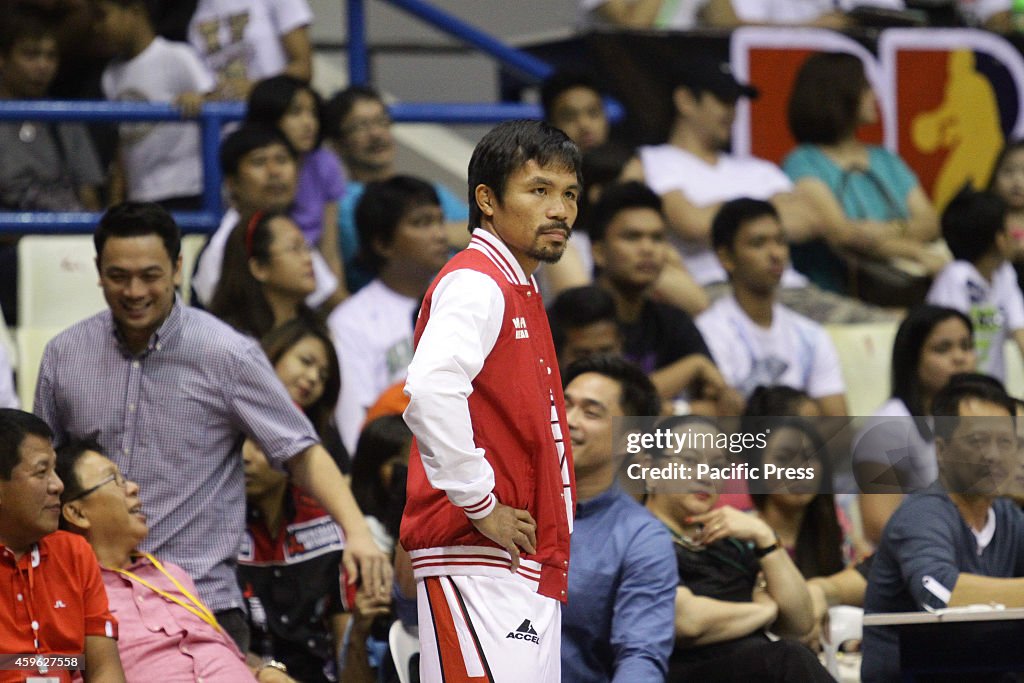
[475,184,495,218]
[715,245,735,275]
[172,254,183,288]
[673,86,697,118]
[61,502,89,531]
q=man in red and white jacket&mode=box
[401,120,581,682]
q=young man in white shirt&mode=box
[697,198,848,416]
[627,57,888,323]
[329,175,449,452]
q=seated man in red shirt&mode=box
[56,439,292,682]
[0,409,124,683]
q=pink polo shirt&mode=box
[102,557,253,683]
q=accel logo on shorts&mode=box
[506,618,540,644]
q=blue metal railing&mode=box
[0,0,623,235]
[0,100,244,234]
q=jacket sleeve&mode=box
[403,269,504,519]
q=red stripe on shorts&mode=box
[424,576,492,683]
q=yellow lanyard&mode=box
[110,553,222,632]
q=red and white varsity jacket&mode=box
[400,229,576,601]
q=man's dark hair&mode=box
[931,372,1015,441]
[356,175,440,273]
[0,4,58,56]
[540,71,602,121]
[0,409,53,480]
[788,52,869,146]
[941,187,1007,263]
[711,197,779,251]
[466,119,582,232]
[55,438,105,505]
[547,285,618,357]
[95,201,181,263]
[587,181,662,244]
[218,124,296,177]
[322,85,385,142]
[563,354,661,418]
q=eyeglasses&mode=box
[66,470,127,502]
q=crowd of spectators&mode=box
[2,0,1024,681]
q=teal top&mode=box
[782,144,920,293]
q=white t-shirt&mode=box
[926,260,1024,381]
[102,37,215,202]
[188,0,313,85]
[731,0,903,23]
[695,295,845,399]
[577,0,707,29]
[191,208,338,308]
[329,279,419,453]
[0,342,17,409]
[640,144,808,288]
[853,397,937,491]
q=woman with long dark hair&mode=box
[246,75,347,295]
[784,52,944,299]
[209,210,317,339]
[855,304,975,543]
[238,317,349,682]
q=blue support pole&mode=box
[381,0,553,82]
[347,0,370,85]
[200,113,224,221]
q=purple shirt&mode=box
[292,146,346,245]
[103,557,253,682]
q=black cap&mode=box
[672,56,759,103]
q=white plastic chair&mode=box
[17,236,107,405]
[825,323,899,416]
[821,605,864,680]
[389,619,420,683]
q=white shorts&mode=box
[417,574,561,683]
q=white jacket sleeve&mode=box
[403,269,504,519]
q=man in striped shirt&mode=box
[34,202,388,652]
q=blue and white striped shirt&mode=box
[34,300,319,611]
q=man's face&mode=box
[378,202,449,277]
[335,98,396,175]
[676,88,737,151]
[938,398,1016,496]
[560,320,622,369]
[227,143,297,214]
[593,207,668,292]
[479,159,580,268]
[0,37,59,99]
[566,372,623,480]
[64,451,147,546]
[0,434,63,548]
[719,214,788,295]
[549,86,608,152]
[97,234,182,347]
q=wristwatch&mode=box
[753,535,780,559]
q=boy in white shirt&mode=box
[328,176,450,452]
[927,187,1024,382]
[96,0,214,209]
[696,198,848,416]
